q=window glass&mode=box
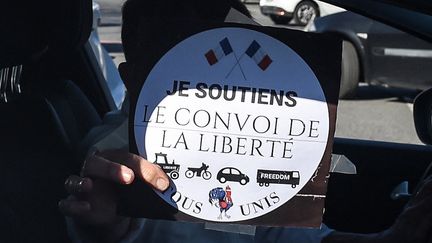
[89,1,126,109]
[231,169,241,175]
[94,0,429,145]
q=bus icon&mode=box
[256,170,300,188]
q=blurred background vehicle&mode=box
[310,11,432,98]
[259,0,344,25]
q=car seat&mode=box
[0,0,101,241]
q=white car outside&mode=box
[259,0,344,25]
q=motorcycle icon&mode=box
[185,163,212,180]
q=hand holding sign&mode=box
[59,150,169,241]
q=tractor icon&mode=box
[153,152,180,180]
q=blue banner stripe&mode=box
[246,40,260,57]
[220,38,233,55]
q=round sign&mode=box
[134,27,329,222]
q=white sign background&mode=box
[134,27,329,222]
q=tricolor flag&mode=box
[205,37,234,66]
[245,40,272,71]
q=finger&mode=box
[64,175,93,195]
[128,153,169,191]
[58,198,91,218]
[82,155,135,184]
[97,150,169,191]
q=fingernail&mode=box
[156,178,169,191]
[122,171,133,183]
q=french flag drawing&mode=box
[205,37,233,66]
[245,40,272,71]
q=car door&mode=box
[366,20,432,90]
[325,139,432,233]
[318,0,432,234]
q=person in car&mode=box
[59,0,432,242]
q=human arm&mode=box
[58,150,170,242]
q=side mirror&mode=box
[414,88,432,145]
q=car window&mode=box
[223,168,230,173]
[231,169,241,175]
[88,1,126,109]
[94,0,428,145]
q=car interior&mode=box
[0,0,118,242]
[1,0,432,242]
